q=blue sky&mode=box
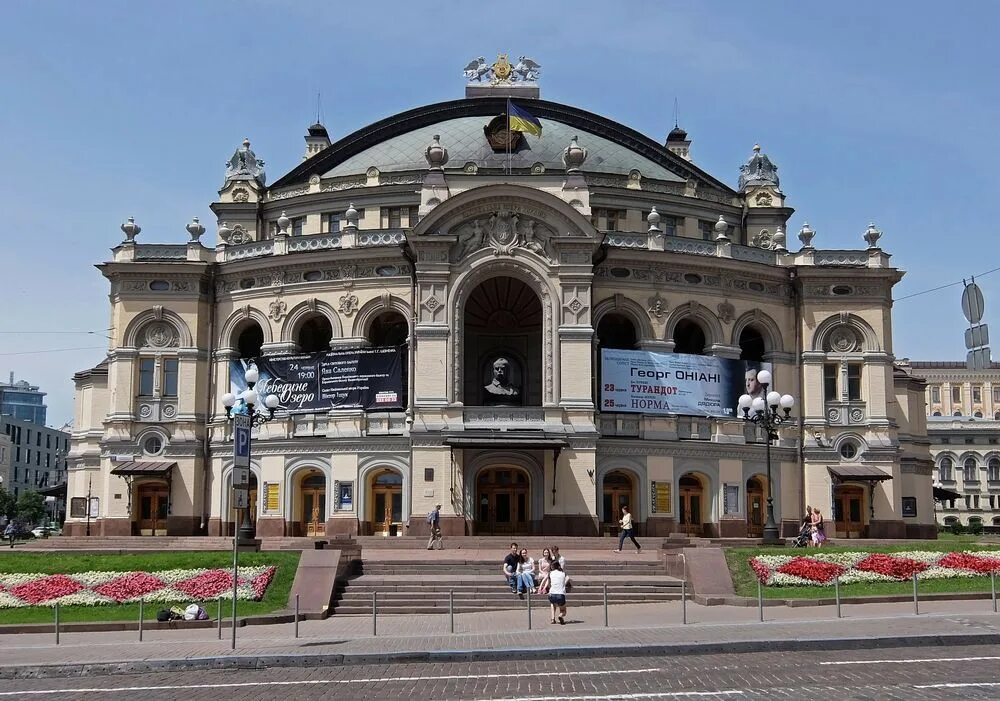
[1,1,997,426]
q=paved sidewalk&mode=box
[2,596,999,678]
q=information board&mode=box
[650,482,672,514]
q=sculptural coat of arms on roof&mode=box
[224,138,266,186]
[464,54,541,84]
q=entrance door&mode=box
[678,474,703,536]
[370,470,403,536]
[137,484,168,536]
[833,485,864,538]
[476,468,529,535]
[602,471,635,535]
[746,477,765,538]
[300,473,326,537]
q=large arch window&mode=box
[596,313,637,350]
[738,326,766,362]
[135,321,180,400]
[298,315,333,353]
[674,319,707,355]
[963,457,978,482]
[988,457,1000,482]
[368,312,408,347]
[939,457,953,482]
[236,323,264,359]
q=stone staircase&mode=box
[21,536,346,552]
[331,557,683,615]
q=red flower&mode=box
[776,557,846,583]
[10,575,83,604]
[250,567,276,599]
[749,557,770,584]
[938,552,1000,574]
[94,572,165,602]
[855,553,928,580]
[174,569,234,599]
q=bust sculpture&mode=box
[483,357,522,406]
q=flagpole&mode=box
[507,98,511,177]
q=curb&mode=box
[697,591,1000,607]
[3,631,1000,680]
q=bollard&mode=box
[757,579,764,622]
[54,602,60,645]
[835,576,841,619]
[294,594,300,639]
[138,599,144,642]
[527,587,532,630]
[372,591,377,636]
[992,572,997,614]
[912,573,919,615]
[603,583,609,628]
[449,589,454,634]
[681,580,687,625]
[217,597,223,640]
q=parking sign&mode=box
[233,414,251,468]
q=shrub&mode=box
[969,521,984,536]
[950,521,966,535]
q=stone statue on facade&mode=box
[513,56,542,82]
[463,57,490,82]
[463,54,542,84]
[483,357,522,406]
[225,138,266,186]
[738,144,779,192]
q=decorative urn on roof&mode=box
[798,222,816,249]
[562,136,588,173]
[224,138,266,186]
[738,144,780,192]
[425,134,449,171]
[864,222,882,249]
[121,216,141,243]
[186,216,205,243]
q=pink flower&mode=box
[749,557,771,584]
[94,572,165,602]
[173,569,234,599]
[855,553,927,580]
[938,552,1000,574]
[250,567,276,599]
[776,557,846,583]
[10,575,83,604]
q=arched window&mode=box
[939,457,953,482]
[963,457,977,482]
[368,312,408,347]
[738,326,766,362]
[298,316,333,353]
[135,320,180,401]
[975,411,983,418]
[674,319,707,355]
[932,411,942,417]
[236,323,264,359]
[988,458,1000,482]
[995,411,1000,420]
[954,411,963,417]
[596,313,637,350]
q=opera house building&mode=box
[65,57,936,541]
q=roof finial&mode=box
[673,97,679,129]
[316,91,324,126]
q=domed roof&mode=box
[272,98,732,193]
[666,125,688,142]
[307,122,329,137]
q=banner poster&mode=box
[230,346,405,413]
[601,349,772,418]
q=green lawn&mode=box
[725,543,1000,600]
[0,551,300,624]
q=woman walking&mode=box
[810,507,826,547]
[613,505,641,553]
[547,561,570,625]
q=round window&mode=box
[839,441,858,460]
[142,434,164,456]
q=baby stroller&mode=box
[792,523,811,548]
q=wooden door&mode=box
[302,488,325,536]
[678,475,703,536]
[833,486,864,538]
[370,470,403,536]
[137,485,168,536]
[746,478,764,538]
[476,469,529,535]
[602,471,634,534]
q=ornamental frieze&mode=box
[214,262,411,295]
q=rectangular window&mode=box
[662,215,677,237]
[847,363,862,400]
[26,429,31,445]
[291,217,304,237]
[965,495,971,509]
[25,448,30,464]
[973,385,982,403]
[13,466,18,481]
[162,359,179,397]
[326,212,342,233]
[46,434,50,449]
[139,358,155,396]
[994,386,1000,404]
[952,385,962,403]
[267,221,278,238]
[45,453,50,468]
[930,386,940,403]
[606,209,625,231]
[385,207,402,229]
[36,432,41,447]
[407,206,420,227]
[35,451,40,466]
[15,447,20,462]
[824,364,838,402]
[974,495,981,509]
[699,220,714,241]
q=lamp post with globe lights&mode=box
[737,369,795,545]
[221,364,279,543]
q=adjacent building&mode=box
[908,360,1000,530]
[65,56,935,540]
[0,414,70,522]
[0,374,47,425]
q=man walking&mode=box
[4,521,16,548]
[426,504,443,550]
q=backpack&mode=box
[427,510,436,525]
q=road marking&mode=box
[820,656,1000,666]
[913,682,1000,689]
[0,667,669,696]
[475,693,743,700]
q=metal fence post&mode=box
[54,602,60,645]
[603,583,609,627]
[835,576,841,619]
[372,591,377,636]
[449,589,454,634]
[138,600,144,642]
[992,572,997,614]
[527,588,532,630]
[757,579,764,622]
[294,594,300,639]
[681,580,687,625]
[912,573,919,615]
[217,597,223,640]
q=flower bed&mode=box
[0,566,276,608]
[750,551,1000,587]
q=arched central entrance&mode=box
[299,472,326,537]
[746,476,765,538]
[678,473,705,536]
[463,276,542,406]
[368,469,403,536]
[476,467,530,535]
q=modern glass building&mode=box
[0,375,47,426]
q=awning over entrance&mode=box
[443,436,569,450]
[933,485,961,502]
[110,461,176,476]
[38,482,67,498]
[827,465,893,482]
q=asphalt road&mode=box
[3,645,1000,700]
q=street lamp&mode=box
[221,364,279,542]
[738,369,795,545]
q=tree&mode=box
[15,490,46,525]
[0,486,15,522]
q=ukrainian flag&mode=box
[507,99,542,137]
